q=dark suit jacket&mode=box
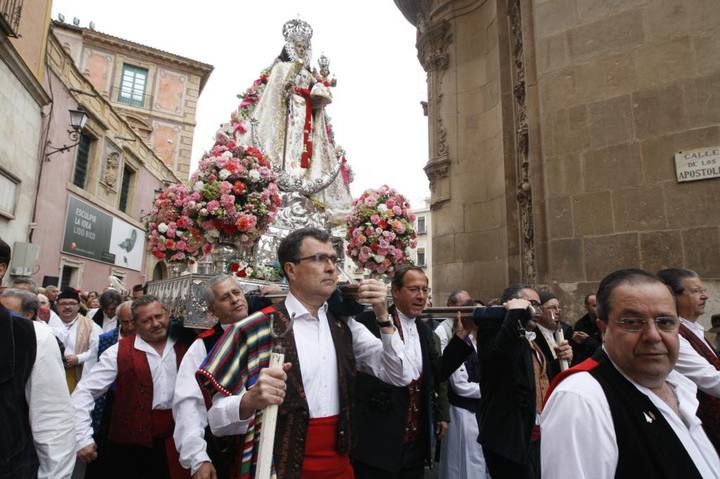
[474,308,537,465]
[534,322,573,381]
[572,313,602,364]
[352,306,438,472]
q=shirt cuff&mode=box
[77,435,94,451]
[191,455,212,475]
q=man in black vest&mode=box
[0,236,75,478]
[91,289,123,332]
[352,265,438,479]
[542,269,720,478]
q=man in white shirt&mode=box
[542,268,720,479]
[0,237,75,478]
[55,287,102,392]
[73,295,191,478]
[657,268,720,452]
[534,291,573,381]
[173,274,251,479]
[198,227,414,479]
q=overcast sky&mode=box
[51,0,431,208]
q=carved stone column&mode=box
[417,19,453,207]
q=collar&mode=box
[285,291,328,320]
[680,317,705,333]
[133,334,175,358]
[396,308,416,324]
[63,314,80,329]
[537,323,556,338]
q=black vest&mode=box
[589,350,703,479]
[352,308,436,472]
[0,310,39,479]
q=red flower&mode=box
[235,269,247,278]
[233,181,246,195]
[229,262,240,273]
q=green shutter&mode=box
[73,134,91,188]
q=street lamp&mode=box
[45,107,89,159]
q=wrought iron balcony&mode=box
[0,0,22,37]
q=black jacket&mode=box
[534,322,573,381]
[572,313,602,364]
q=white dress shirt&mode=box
[99,313,117,333]
[72,336,178,449]
[541,362,720,478]
[173,325,230,475]
[675,317,720,398]
[396,309,423,378]
[208,293,415,436]
[27,321,76,479]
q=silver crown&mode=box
[282,18,313,44]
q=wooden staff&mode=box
[553,312,569,372]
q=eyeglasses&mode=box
[57,301,79,307]
[614,316,679,333]
[294,253,340,265]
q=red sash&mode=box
[301,416,354,479]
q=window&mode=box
[0,169,19,218]
[72,133,93,188]
[118,164,135,213]
[417,215,426,234]
[118,64,148,107]
[60,265,79,289]
[417,247,426,267]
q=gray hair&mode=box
[117,300,133,317]
[11,277,38,294]
[201,274,238,309]
[99,289,123,308]
[130,294,166,320]
[1,288,39,319]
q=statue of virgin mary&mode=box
[225,18,354,223]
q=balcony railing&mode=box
[0,0,22,37]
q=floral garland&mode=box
[345,185,417,276]
[145,184,208,263]
[188,142,281,247]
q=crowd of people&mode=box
[1,229,720,479]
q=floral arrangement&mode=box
[345,185,417,276]
[145,184,208,263]
[188,142,282,246]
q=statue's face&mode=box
[293,40,309,61]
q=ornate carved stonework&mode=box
[509,0,536,283]
[417,19,453,204]
[102,151,120,190]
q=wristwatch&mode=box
[376,318,394,328]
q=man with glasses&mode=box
[542,269,720,478]
[658,268,720,453]
[198,227,416,479]
[56,287,102,392]
[534,291,573,381]
[352,265,441,479]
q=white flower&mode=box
[373,254,385,263]
[248,170,261,181]
[219,168,231,180]
[157,222,168,234]
[377,204,388,213]
[193,181,204,192]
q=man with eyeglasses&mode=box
[352,265,444,479]
[55,286,102,392]
[657,268,720,453]
[542,269,720,478]
[198,227,416,479]
[534,291,573,381]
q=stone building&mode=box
[395,0,720,323]
[28,23,211,291]
[52,19,212,180]
[0,0,51,284]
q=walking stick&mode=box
[553,312,569,372]
[255,312,295,479]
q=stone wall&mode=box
[534,0,720,321]
[397,0,720,322]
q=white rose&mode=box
[193,181,204,192]
[157,223,168,234]
[377,204,388,213]
[248,170,261,181]
[219,169,231,180]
